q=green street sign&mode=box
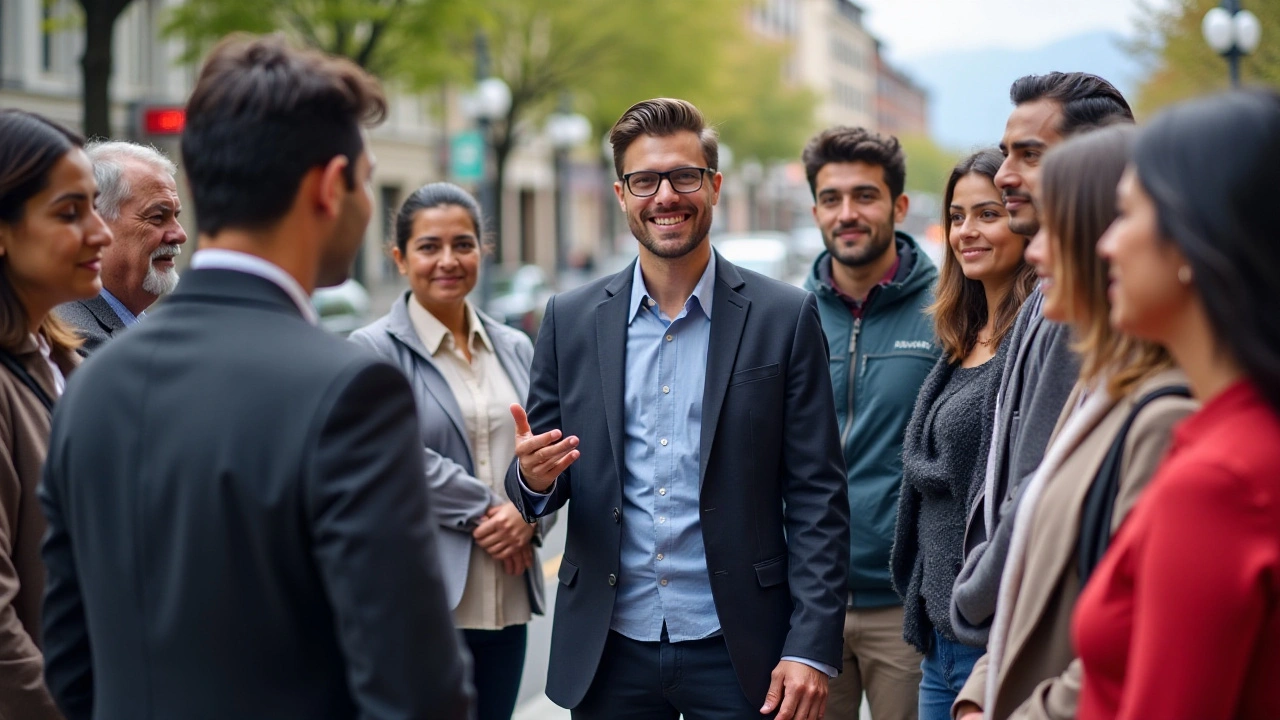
[450,131,486,183]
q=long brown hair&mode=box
[930,149,1036,361]
[0,110,85,355]
[1040,125,1172,397]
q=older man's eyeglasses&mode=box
[622,167,714,198]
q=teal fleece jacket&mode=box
[804,233,939,607]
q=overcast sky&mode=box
[857,0,1172,60]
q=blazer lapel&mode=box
[1002,387,1118,671]
[597,269,633,492]
[84,294,128,332]
[699,255,748,487]
[383,295,472,464]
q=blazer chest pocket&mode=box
[558,559,579,588]
[753,555,787,588]
[729,363,780,387]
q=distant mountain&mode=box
[898,31,1148,151]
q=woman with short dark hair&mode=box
[0,108,111,718]
[1076,88,1280,720]
[349,182,551,720]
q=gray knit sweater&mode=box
[891,338,1008,652]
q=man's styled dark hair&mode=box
[801,127,906,199]
[1135,88,1280,414]
[1009,72,1133,137]
[608,98,718,179]
[181,35,387,236]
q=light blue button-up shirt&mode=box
[99,288,141,327]
[611,254,717,642]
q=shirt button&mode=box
[658,516,666,524]
[659,488,666,496]
[665,335,673,342]
[612,507,621,523]
[660,438,668,446]
[657,553,664,561]
[660,578,668,586]
[608,574,617,586]
[662,385,670,394]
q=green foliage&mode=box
[899,134,960,196]
[1131,0,1280,114]
[163,0,477,85]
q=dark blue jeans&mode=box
[917,629,983,720]
[572,630,760,720]
[463,625,528,720]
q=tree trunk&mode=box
[79,0,133,139]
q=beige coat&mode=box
[954,369,1197,720]
[0,334,77,719]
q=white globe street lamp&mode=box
[1202,1,1262,87]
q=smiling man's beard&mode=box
[142,244,181,296]
[629,205,712,260]
[824,218,895,269]
[1003,191,1040,236]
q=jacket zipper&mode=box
[839,316,862,447]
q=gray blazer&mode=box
[54,294,127,354]
[350,291,553,615]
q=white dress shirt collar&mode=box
[190,249,319,325]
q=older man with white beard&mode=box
[57,141,188,353]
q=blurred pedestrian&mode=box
[800,126,938,720]
[953,126,1196,720]
[1076,88,1280,720]
[0,108,110,720]
[951,72,1134,656]
[55,141,186,353]
[39,36,471,720]
[350,181,553,720]
[507,97,849,720]
[890,148,1036,720]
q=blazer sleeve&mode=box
[306,360,473,720]
[1009,658,1083,720]
[348,328,502,531]
[505,295,572,520]
[0,407,63,719]
[778,294,850,667]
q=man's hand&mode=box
[474,503,535,564]
[955,700,983,720]
[761,660,828,720]
[511,404,579,492]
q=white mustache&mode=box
[151,244,182,261]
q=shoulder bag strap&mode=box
[0,349,55,414]
[1077,384,1191,585]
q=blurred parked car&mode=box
[713,233,794,285]
[487,264,555,338]
[311,279,371,336]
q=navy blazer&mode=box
[350,292,553,614]
[506,252,850,709]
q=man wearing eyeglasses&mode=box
[507,98,849,720]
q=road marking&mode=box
[543,553,561,580]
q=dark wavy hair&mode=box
[1133,88,1280,413]
[1010,72,1133,137]
[0,109,86,353]
[930,149,1036,361]
[801,126,906,200]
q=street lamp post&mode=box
[545,98,591,275]
[1202,0,1263,87]
[467,33,511,312]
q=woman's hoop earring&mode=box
[1177,265,1194,285]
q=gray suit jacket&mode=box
[40,270,471,720]
[349,291,553,614]
[507,253,849,709]
[54,294,127,354]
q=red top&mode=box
[1073,380,1280,720]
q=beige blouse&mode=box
[407,297,530,630]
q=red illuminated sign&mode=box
[142,107,186,135]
